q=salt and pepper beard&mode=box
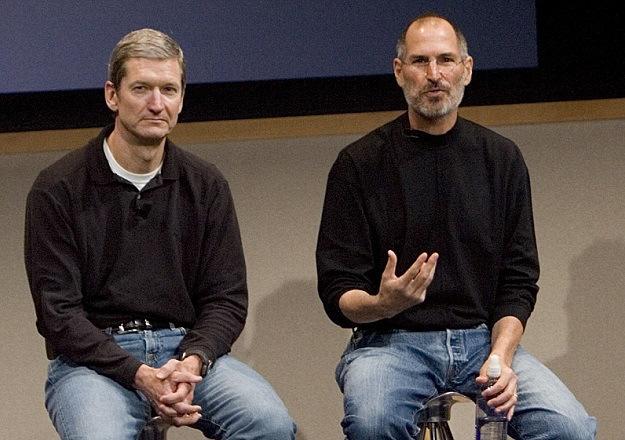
[403,78,466,121]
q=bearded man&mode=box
[316,13,595,440]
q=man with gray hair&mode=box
[25,28,295,439]
[316,13,595,439]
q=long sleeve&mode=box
[316,151,377,328]
[25,181,142,388]
[491,151,539,328]
[177,178,248,361]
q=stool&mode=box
[139,416,171,440]
[416,392,471,440]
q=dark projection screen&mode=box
[3,1,536,93]
[1,2,623,133]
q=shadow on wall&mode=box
[244,279,349,440]
[546,238,625,439]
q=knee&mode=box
[233,401,296,439]
[342,402,414,440]
[554,414,597,440]
[510,412,597,440]
[256,408,296,438]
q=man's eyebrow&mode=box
[407,51,458,59]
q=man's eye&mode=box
[412,57,429,65]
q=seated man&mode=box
[316,13,596,440]
[25,28,295,440]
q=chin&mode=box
[134,130,170,145]
[415,104,452,120]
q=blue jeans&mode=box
[45,327,296,439]
[336,325,596,440]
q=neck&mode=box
[408,109,458,135]
[106,128,165,174]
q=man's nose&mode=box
[425,60,441,79]
[147,89,164,111]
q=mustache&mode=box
[423,82,450,93]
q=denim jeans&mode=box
[45,327,296,439]
[336,325,596,440]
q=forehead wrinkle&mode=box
[404,18,462,58]
[122,58,182,89]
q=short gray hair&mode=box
[396,13,468,60]
[108,28,186,90]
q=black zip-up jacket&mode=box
[25,125,247,387]
[316,114,539,331]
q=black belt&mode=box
[108,319,177,334]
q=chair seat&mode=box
[416,392,471,440]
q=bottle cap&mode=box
[487,354,502,378]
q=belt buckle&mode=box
[117,319,152,334]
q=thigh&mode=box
[335,330,445,440]
[45,356,149,440]
[192,355,295,440]
[508,347,597,440]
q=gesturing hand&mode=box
[376,250,439,318]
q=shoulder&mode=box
[334,114,403,173]
[168,143,224,178]
[166,143,232,198]
[457,117,521,157]
[456,118,530,183]
[30,141,94,193]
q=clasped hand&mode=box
[135,358,204,426]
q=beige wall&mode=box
[2,117,623,439]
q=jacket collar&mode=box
[86,124,180,185]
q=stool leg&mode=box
[417,421,455,440]
[437,421,454,440]
[139,416,170,440]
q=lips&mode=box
[424,88,447,94]
[423,89,447,99]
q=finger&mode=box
[154,401,180,418]
[166,370,203,384]
[507,402,516,421]
[171,412,202,427]
[160,383,192,405]
[401,252,428,282]
[424,253,439,283]
[381,250,398,280]
[494,389,518,415]
[418,252,438,277]
[475,374,488,386]
[172,401,202,415]
[487,375,517,408]
[156,359,180,380]
[406,253,438,299]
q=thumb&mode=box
[156,359,179,380]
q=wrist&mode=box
[373,291,401,320]
[179,349,213,377]
[133,364,151,390]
